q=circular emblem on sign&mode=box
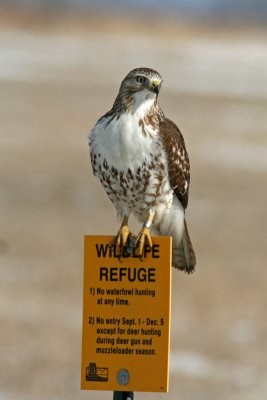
[116,369,130,386]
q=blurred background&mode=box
[0,1,267,399]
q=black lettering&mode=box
[148,268,156,282]
[146,318,158,325]
[110,267,118,281]
[95,244,108,257]
[137,268,147,282]
[143,245,151,258]
[110,246,120,258]
[131,247,141,258]
[135,348,156,355]
[119,268,128,281]
[99,267,156,282]
[100,267,108,281]
[95,243,160,259]
[152,244,160,258]
[127,268,136,282]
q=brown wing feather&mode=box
[159,117,190,209]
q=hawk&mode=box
[89,67,196,273]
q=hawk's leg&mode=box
[109,215,132,255]
[135,210,155,256]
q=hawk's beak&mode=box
[150,80,161,94]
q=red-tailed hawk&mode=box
[89,67,196,273]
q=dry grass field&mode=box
[0,12,267,400]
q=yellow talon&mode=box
[135,227,153,256]
[109,225,131,250]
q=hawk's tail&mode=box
[172,218,196,273]
[153,197,196,273]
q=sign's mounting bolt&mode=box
[117,369,130,386]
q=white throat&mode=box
[130,90,156,117]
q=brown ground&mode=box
[0,12,267,400]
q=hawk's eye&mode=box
[136,76,146,84]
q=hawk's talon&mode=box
[134,227,153,256]
[109,226,133,259]
[109,225,130,247]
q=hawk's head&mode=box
[121,67,163,97]
[112,67,163,116]
[115,67,163,115]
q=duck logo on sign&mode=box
[86,362,108,382]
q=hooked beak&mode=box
[149,79,161,95]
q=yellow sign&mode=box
[81,235,172,392]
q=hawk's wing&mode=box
[159,117,190,209]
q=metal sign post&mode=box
[81,235,172,394]
[113,391,134,400]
